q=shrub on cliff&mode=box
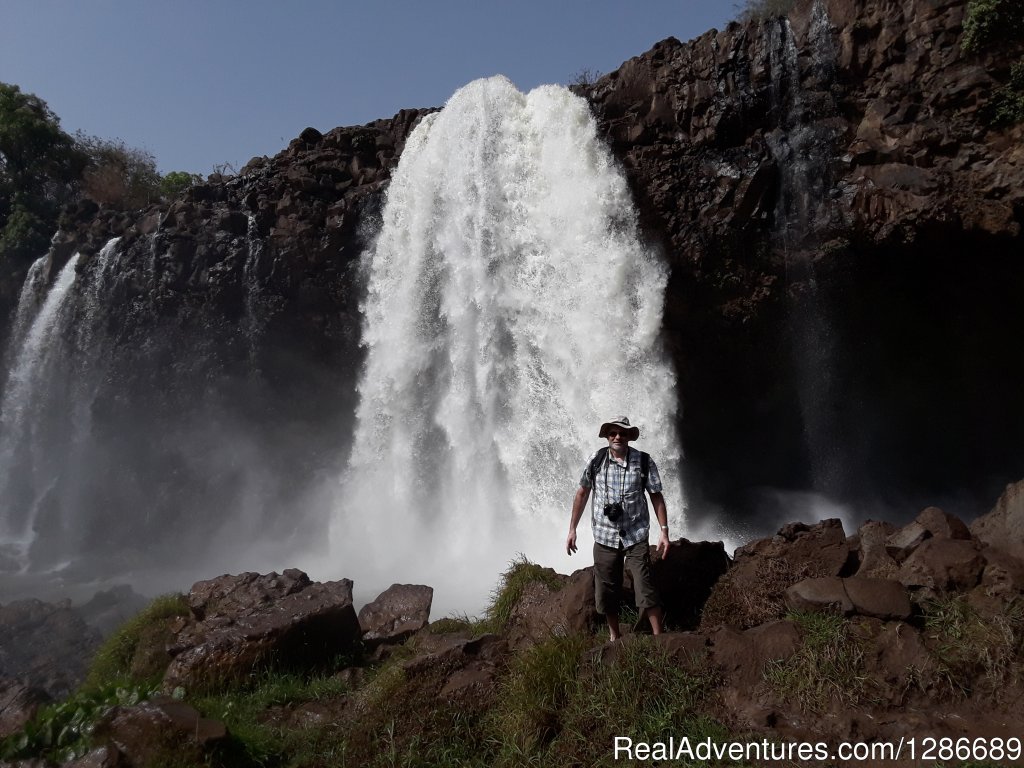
[74,132,163,210]
[734,0,797,23]
[0,82,85,262]
[963,0,1024,53]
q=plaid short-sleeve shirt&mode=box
[579,446,662,548]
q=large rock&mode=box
[0,599,101,698]
[853,520,899,579]
[0,678,50,738]
[784,576,911,620]
[358,583,433,647]
[971,479,1024,562]
[93,696,226,766]
[163,569,361,691]
[700,519,852,630]
[898,538,986,593]
[505,568,599,648]
[650,538,731,630]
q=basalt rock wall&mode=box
[581,0,1024,519]
[3,0,1022,531]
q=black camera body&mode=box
[603,502,623,522]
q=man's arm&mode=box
[650,491,669,559]
[566,485,590,555]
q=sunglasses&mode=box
[606,430,629,438]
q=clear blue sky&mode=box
[2,2,732,175]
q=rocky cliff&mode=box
[1,0,1021,544]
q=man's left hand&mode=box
[656,531,670,560]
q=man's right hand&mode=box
[566,530,577,555]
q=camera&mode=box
[603,502,623,522]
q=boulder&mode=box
[784,576,911,620]
[94,696,226,766]
[0,678,50,738]
[709,620,801,688]
[650,538,731,629]
[885,522,931,564]
[505,568,599,648]
[785,577,853,614]
[163,569,361,691]
[898,539,985,593]
[979,547,1024,597]
[971,479,1024,562]
[915,507,971,540]
[402,633,507,703]
[0,599,101,697]
[854,520,899,579]
[700,519,851,630]
[843,577,912,620]
[358,583,433,647]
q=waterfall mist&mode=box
[320,77,684,616]
[0,228,339,603]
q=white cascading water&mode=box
[7,254,51,358]
[330,77,682,614]
[0,254,81,564]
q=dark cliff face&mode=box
[582,0,1024,522]
[2,0,1021,550]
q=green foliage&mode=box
[74,132,163,210]
[963,0,1024,53]
[486,554,564,633]
[733,0,797,23]
[764,612,871,713]
[0,82,84,261]
[0,683,154,764]
[490,634,724,767]
[190,669,354,766]
[922,596,1024,697]
[83,593,190,690]
[982,58,1024,126]
[159,170,202,200]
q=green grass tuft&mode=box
[764,612,870,713]
[83,593,190,690]
[485,554,564,633]
[922,595,1024,698]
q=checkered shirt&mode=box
[579,446,662,548]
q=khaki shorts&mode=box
[593,540,660,615]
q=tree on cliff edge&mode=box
[0,82,85,264]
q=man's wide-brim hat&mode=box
[598,416,640,441]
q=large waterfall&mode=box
[329,77,682,613]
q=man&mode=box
[566,416,670,641]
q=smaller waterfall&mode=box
[765,1,845,496]
[7,255,51,358]
[0,254,82,564]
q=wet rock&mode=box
[94,695,226,766]
[358,583,433,647]
[0,678,50,739]
[164,570,361,691]
[0,599,101,698]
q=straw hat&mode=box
[598,416,640,441]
